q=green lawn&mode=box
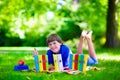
[0,47,120,80]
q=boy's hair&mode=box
[46,34,62,45]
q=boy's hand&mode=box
[49,65,55,71]
[32,48,38,56]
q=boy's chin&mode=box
[53,51,59,53]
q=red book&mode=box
[74,54,78,70]
[42,54,46,71]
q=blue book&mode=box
[14,65,29,70]
[34,55,40,71]
[69,54,73,69]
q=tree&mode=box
[105,0,119,48]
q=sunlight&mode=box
[24,56,33,60]
[77,22,87,29]
[24,18,37,27]
[46,11,54,20]
[0,47,48,51]
[115,0,118,4]
[118,31,120,39]
[57,0,66,9]
[16,29,25,39]
[97,53,120,61]
[100,37,106,45]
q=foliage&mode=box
[0,0,119,47]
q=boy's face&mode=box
[48,40,62,53]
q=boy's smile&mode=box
[48,41,62,53]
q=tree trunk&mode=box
[105,0,119,48]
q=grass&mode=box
[0,47,120,80]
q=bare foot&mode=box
[85,31,93,40]
[81,30,88,39]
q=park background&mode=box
[0,0,120,80]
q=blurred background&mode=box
[0,0,120,50]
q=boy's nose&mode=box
[51,44,55,48]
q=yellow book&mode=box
[72,54,75,70]
[38,55,43,72]
[53,54,59,71]
[83,55,88,72]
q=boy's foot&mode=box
[86,31,93,40]
[81,30,88,39]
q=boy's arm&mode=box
[76,37,84,54]
[61,46,70,67]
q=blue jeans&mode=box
[87,56,98,66]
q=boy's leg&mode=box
[77,30,87,54]
[85,31,97,58]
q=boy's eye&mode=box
[48,43,52,46]
[53,42,56,44]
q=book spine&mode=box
[78,54,84,71]
[42,54,46,71]
[34,55,39,72]
[83,55,88,72]
[53,54,59,71]
[69,54,73,69]
[74,54,78,70]
[45,55,48,71]
[38,55,43,72]
[57,54,64,71]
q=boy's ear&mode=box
[60,42,62,45]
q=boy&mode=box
[46,34,72,70]
[46,30,98,70]
[33,30,98,70]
